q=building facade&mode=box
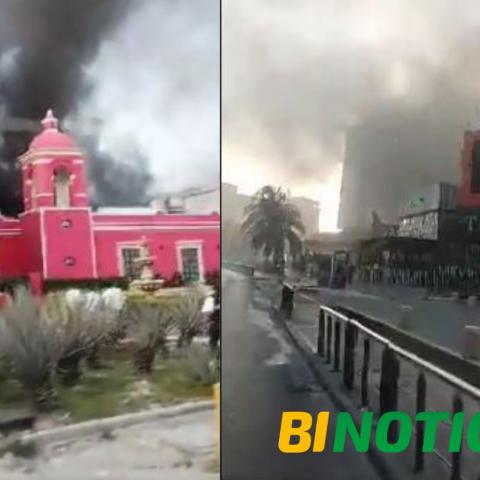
[355,130,480,290]
[182,187,220,215]
[338,105,462,231]
[290,196,320,237]
[397,183,458,240]
[221,183,250,225]
[0,110,220,288]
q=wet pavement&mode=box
[278,281,480,480]
[221,269,383,480]
[291,282,480,355]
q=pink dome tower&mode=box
[19,109,88,210]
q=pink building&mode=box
[0,110,219,289]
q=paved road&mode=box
[222,270,383,480]
[292,282,480,355]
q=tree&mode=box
[242,186,305,273]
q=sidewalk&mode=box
[0,409,218,480]
[264,278,480,480]
[275,268,480,354]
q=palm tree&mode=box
[242,186,305,274]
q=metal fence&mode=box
[280,284,480,480]
[358,265,480,293]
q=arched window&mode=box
[471,141,480,193]
[54,167,71,207]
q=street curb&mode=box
[272,308,402,480]
[12,400,214,448]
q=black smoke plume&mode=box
[0,0,132,215]
[223,1,480,229]
[0,0,219,216]
[81,136,153,208]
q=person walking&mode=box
[208,288,221,353]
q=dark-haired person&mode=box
[208,289,220,353]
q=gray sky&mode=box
[223,0,480,230]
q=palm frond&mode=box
[241,185,306,267]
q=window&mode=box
[121,247,141,279]
[181,247,200,282]
[54,168,71,207]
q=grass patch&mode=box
[58,351,217,422]
[0,379,27,408]
[0,348,218,423]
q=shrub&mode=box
[204,270,220,292]
[47,291,116,385]
[178,346,219,387]
[174,287,208,348]
[125,295,180,374]
[163,272,185,288]
[0,287,64,411]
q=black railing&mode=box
[223,261,255,277]
[282,284,480,479]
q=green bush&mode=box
[177,346,219,387]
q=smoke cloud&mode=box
[0,0,219,214]
[223,0,480,227]
[68,0,219,202]
[0,0,132,215]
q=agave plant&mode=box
[46,291,114,386]
[126,295,180,374]
[179,345,220,387]
[101,287,128,346]
[174,287,209,348]
[0,287,64,411]
[71,288,127,370]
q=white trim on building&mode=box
[175,240,204,282]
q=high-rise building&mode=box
[221,183,250,224]
[290,196,320,237]
[338,103,462,230]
